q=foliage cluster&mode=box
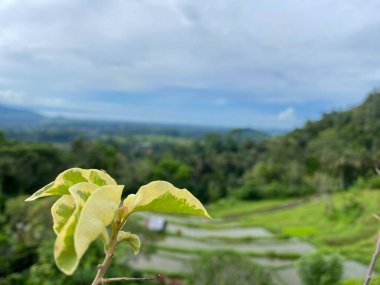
[0,195,154,284]
[191,251,273,285]
[24,168,209,284]
[298,252,342,285]
[237,92,380,199]
[0,130,263,204]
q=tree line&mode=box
[1,92,380,206]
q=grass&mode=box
[207,198,290,219]
[208,189,380,269]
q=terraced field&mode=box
[128,211,369,285]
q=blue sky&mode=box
[0,0,379,130]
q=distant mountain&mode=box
[0,105,269,143]
[0,105,44,124]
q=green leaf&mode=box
[53,183,123,275]
[54,206,81,275]
[51,183,99,235]
[69,182,99,206]
[51,195,75,235]
[123,181,210,219]
[117,231,141,255]
[25,168,117,201]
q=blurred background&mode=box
[1,1,380,284]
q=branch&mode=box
[364,233,380,285]
[91,216,158,285]
[91,230,119,285]
[91,222,122,285]
[103,277,156,283]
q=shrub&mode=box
[191,251,273,285]
[298,252,342,285]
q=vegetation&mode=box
[0,129,265,204]
[342,277,380,285]
[1,91,380,284]
[237,92,380,199]
[298,252,342,285]
[2,93,380,205]
[209,190,380,268]
[25,168,210,284]
[191,251,273,285]
[0,195,158,284]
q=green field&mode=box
[127,189,380,285]
[209,189,380,268]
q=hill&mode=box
[0,105,269,143]
[290,92,380,156]
[0,105,44,125]
[237,92,380,199]
[288,92,380,186]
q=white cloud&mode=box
[0,0,379,127]
[0,1,379,96]
[0,89,64,107]
[0,89,25,104]
[277,107,295,121]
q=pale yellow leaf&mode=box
[25,168,117,201]
[117,231,141,255]
[123,181,210,219]
[74,185,124,259]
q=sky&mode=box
[0,0,380,130]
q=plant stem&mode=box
[91,227,120,285]
[364,234,380,285]
[103,277,155,283]
[91,217,155,285]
